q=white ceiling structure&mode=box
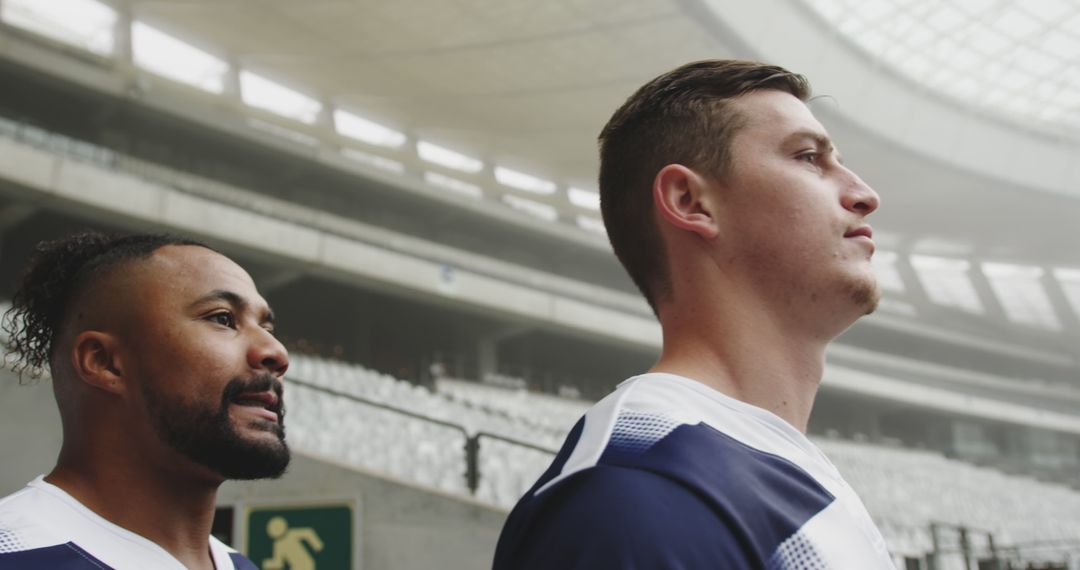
[3,0,1080,339]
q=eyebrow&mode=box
[189,289,276,325]
[784,129,844,163]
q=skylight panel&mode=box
[502,194,558,222]
[967,28,1011,55]
[1041,34,1080,61]
[576,215,606,236]
[982,263,1060,330]
[239,71,322,125]
[870,250,906,293]
[795,0,1080,138]
[567,187,600,211]
[852,27,890,55]
[334,110,406,148]
[424,172,483,199]
[803,0,844,21]
[994,7,1043,39]
[341,148,404,174]
[416,141,483,173]
[1020,0,1075,23]
[494,166,557,195]
[852,0,895,23]
[910,255,984,314]
[954,0,996,15]
[132,22,227,94]
[2,0,116,56]
[926,6,966,33]
[1053,268,1080,319]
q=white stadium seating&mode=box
[285,353,1080,560]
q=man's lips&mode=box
[230,391,281,422]
[844,225,873,239]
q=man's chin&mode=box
[846,277,880,316]
[213,439,291,480]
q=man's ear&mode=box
[70,331,126,396]
[652,164,719,239]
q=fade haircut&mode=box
[2,232,210,379]
[598,60,811,314]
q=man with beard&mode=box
[494,60,895,568]
[0,232,289,570]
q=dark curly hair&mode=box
[2,232,209,379]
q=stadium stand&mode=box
[286,348,1080,560]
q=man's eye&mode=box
[208,312,236,329]
[797,152,819,163]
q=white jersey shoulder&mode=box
[0,476,242,570]
[539,373,895,568]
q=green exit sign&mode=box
[245,501,355,570]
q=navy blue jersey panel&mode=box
[493,464,756,570]
[526,415,585,496]
[602,421,836,555]
[0,543,109,569]
[492,416,584,568]
[229,551,259,570]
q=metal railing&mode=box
[288,377,557,498]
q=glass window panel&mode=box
[994,8,1043,39]
[983,263,1060,330]
[502,194,558,222]
[852,28,891,54]
[239,71,322,125]
[1053,268,1080,319]
[795,0,1080,137]
[132,22,227,93]
[910,255,984,313]
[417,140,483,173]
[567,186,600,211]
[335,110,406,148]
[1021,0,1075,23]
[954,0,996,15]
[967,29,1012,54]
[855,0,897,22]
[926,6,967,32]
[424,171,483,199]
[1041,35,1080,61]
[2,0,116,55]
[871,250,906,293]
[494,166,557,195]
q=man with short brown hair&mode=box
[494,60,894,568]
[0,232,288,569]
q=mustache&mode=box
[221,373,285,417]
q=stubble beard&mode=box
[143,374,291,480]
[846,273,881,316]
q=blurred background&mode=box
[1,0,1079,568]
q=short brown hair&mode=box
[598,60,810,314]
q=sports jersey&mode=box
[0,476,256,570]
[494,373,896,569]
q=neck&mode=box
[652,291,832,433]
[46,437,221,570]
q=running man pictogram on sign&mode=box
[262,516,324,570]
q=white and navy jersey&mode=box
[494,373,896,569]
[0,477,256,570]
